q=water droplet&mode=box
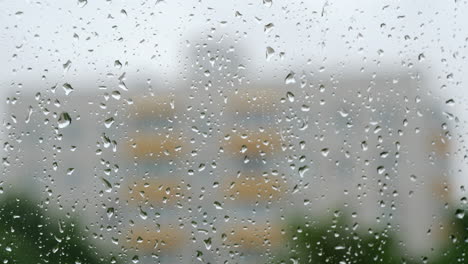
[377,166,385,174]
[455,209,465,219]
[58,112,72,128]
[114,60,122,68]
[203,237,212,250]
[298,165,309,178]
[25,106,32,124]
[266,46,275,60]
[62,83,74,96]
[285,71,296,84]
[286,91,295,102]
[361,141,368,151]
[104,117,115,128]
[107,207,114,219]
[338,108,349,117]
[111,90,121,100]
[63,60,72,72]
[418,53,425,61]
[213,201,223,209]
[263,0,272,7]
[321,148,329,157]
[264,23,274,33]
[101,177,112,192]
[139,207,148,220]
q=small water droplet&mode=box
[418,53,425,61]
[63,60,72,72]
[266,46,275,60]
[263,0,272,7]
[264,23,274,33]
[213,201,223,210]
[286,91,295,102]
[104,117,115,128]
[321,148,329,157]
[455,209,465,219]
[298,165,309,178]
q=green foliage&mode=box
[274,211,415,264]
[274,208,468,264]
[432,212,468,264]
[0,194,112,264]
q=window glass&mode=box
[0,1,466,263]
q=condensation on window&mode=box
[0,1,466,263]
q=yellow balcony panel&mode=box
[126,227,185,251]
[131,95,178,118]
[129,135,185,158]
[225,224,282,250]
[226,89,281,114]
[223,176,282,202]
[429,133,450,156]
[126,179,185,205]
[224,131,282,156]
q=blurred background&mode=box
[0,0,467,263]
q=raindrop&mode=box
[321,148,329,157]
[264,23,274,33]
[58,112,72,128]
[418,53,425,61]
[298,165,309,178]
[203,237,212,250]
[107,207,114,219]
[285,71,296,84]
[263,0,272,7]
[104,117,115,128]
[213,201,223,210]
[63,60,72,72]
[377,166,385,174]
[101,177,112,192]
[455,209,465,219]
[139,207,148,220]
[77,0,88,7]
[266,46,275,60]
[62,83,74,95]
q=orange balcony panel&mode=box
[126,179,184,205]
[226,89,281,114]
[126,227,185,251]
[224,131,282,156]
[224,176,282,202]
[131,96,178,117]
[129,135,185,158]
[225,224,282,250]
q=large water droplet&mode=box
[58,112,72,128]
[285,71,296,84]
[266,46,275,60]
[62,83,74,95]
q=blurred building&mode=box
[3,61,452,263]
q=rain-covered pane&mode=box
[0,0,467,263]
